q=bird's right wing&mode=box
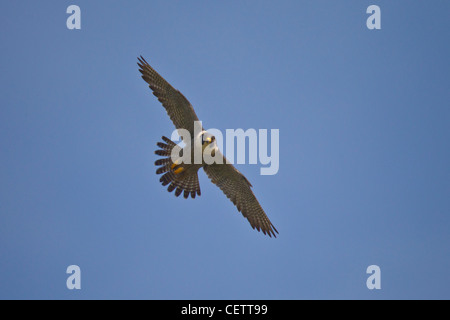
[203,152,278,238]
[138,56,201,138]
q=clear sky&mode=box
[1,1,449,299]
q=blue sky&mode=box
[1,1,449,299]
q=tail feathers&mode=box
[155,136,179,157]
[154,136,201,199]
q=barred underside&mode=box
[155,136,201,199]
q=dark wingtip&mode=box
[138,55,147,64]
[268,225,278,238]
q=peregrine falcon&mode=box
[137,56,278,237]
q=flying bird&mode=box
[137,56,278,237]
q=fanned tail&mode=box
[154,136,201,199]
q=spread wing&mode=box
[137,56,201,138]
[203,152,278,237]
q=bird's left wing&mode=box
[137,56,201,138]
[203,153,278,237]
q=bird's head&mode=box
[200,131,217,155]
[201,131,215,145]
[202,133,215,144]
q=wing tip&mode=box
[137,55,148,64]
[250,220,279,238]
[264,226,279,238]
